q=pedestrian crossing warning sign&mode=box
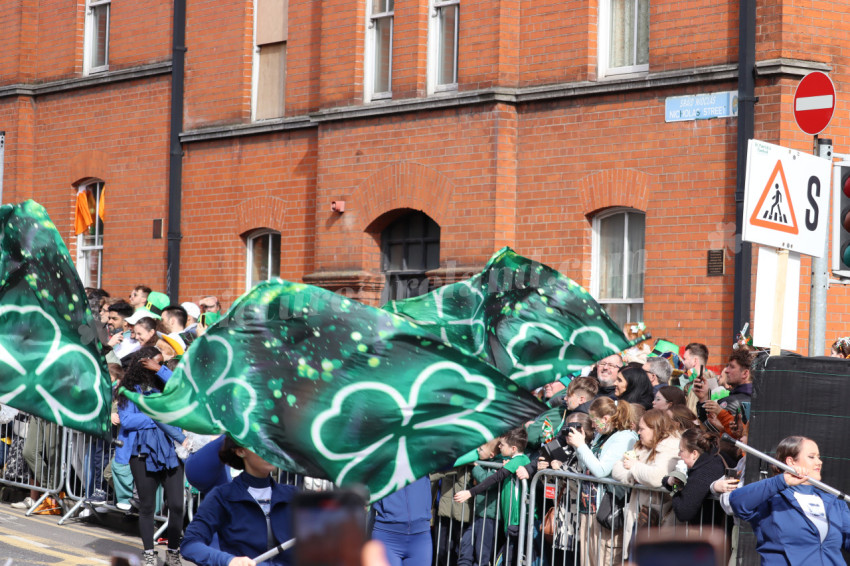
[749,160,798,234]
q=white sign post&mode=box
[743,139,831,354]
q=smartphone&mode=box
[294,488,368,566]
[199,312,221,326]
[633,527,726,566]
[724,467,742,485]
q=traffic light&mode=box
[832,164,850,276]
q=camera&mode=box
[541,422,582,462]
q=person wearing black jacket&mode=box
[664,428,726,525]
[595,354,623,399]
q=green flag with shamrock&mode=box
[125,279,544,501]
[0,200,112,439]
[385,247,639,391]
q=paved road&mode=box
[0,502,193,566]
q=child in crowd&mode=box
[454,427,530,563]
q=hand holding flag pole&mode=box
[721,434,850,503]
[252,539,295,564]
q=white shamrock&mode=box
[0,305,105,426]
[311,360,496,501]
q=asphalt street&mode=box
[0,502,193,566]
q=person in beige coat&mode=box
[612,409,682,558]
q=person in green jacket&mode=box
[454,427,529,564]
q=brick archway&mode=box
[234,195,289,235]
[350,161,455,232]
[69,150,111,186]
[578,169,651,216]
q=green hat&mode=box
[649,339,679,357]
[145,291,171,316]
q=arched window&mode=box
[76,181,105,288]
[381,211,440,303]
[246,229,281,290]
[591,208,645,326]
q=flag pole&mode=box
[252,538,295,564]
[721,434,850,503]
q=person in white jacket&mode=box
[611,408,681,558]
[565,397,638,566]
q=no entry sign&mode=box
[794,71,836,135]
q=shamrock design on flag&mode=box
[388,247,640,391]
[127,279,544,501]
[0,305,106,426]
[0,201,112,438]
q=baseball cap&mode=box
[157,332,186,357]
[181,301,201,321]
[125,308,161,325]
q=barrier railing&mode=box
[524,468,735,566]
[430,461,528,566]
[0,413,65,517]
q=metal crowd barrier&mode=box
[0,413,65,517]
[430,461,528,566]
[524,468,735,566]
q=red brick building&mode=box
[1,0,848,361]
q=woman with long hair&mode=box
[613,367,655,410]
[651,385,686,412]
[612,408,681,558]
[565,398,637,566]
[666,428,726,525]
[117,347,187,566]
[730,436,850,564]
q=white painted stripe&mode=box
[5,534,49,548]
[796,95,833,111]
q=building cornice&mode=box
[0,62,172,99]
[755,58,831,77]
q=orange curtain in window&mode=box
[74,190,93,235]
[98,187,106,222]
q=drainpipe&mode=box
[166,0,187,302]
[733,0,756,340]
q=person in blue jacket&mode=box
[729,435,850,565]
[117,347,188,566]
[369,476,432,566]
[181,436,297,566]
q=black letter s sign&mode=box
[806,175,820,231]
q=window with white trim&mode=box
[365,0,393,101]
[246,230,281,290]
[76,182,105,288]
[253,0,288,120]
[598,0,649,78]
[84,0,110,75]
[427,0,459,93]
[591,208,645,327]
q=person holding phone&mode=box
[729,436,850,565]
[181,436,297,566]
[565,397,637,566]
[695,350,752,439]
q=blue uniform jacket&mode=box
[371,476,432,535]
[730,473,850,565]
[181,472,297,566]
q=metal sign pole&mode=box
[808,138,832,356]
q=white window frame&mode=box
[83,0,111,75]
[364,0,394,102]
[590,207,645,324]
[246,230,281,291]
[427,0,459,94]
[76,182,105,288]
[598,0,649,79]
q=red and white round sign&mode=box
[793,71,836,135]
